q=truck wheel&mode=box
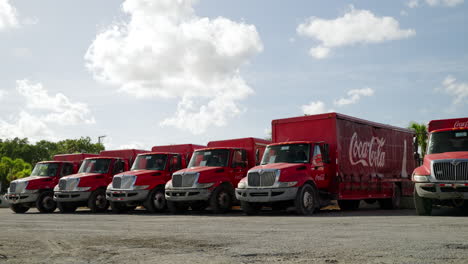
[167,201,189,214]
[241,201,262,216]
[338,200,360,211]
[414,189,432,216]
[110,202,129,214]
[294,184,318,216]
[57,202,77,213]
[190,201,208,212]
[36,191,56,213]
[88,189,109,213]
[379,184,402,209]
[210,185,233,214]
[10,204,30,214]
[144,187,166,213]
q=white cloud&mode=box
[407,0,420,8]
[441,75,468,104]
[297,6,415,59]
[16,80,95,125]
[302,101,333,115]
[85,0,263,134]
[334,88,375,106]
[0,111,53,140]
[0,89,6,100]
[0,0,18,30]
[426,0,464,7]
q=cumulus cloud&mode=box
[297,6,415,59]
[0,0,18,30]
[334,88,375,106]
[302,101,333,115]
[85,0,263,134]
[407,0,420,8]
[441,75,468,104]
[0,111,53,140]
[426,0,464,6]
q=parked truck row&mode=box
[4,113,468,216]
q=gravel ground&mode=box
[0,205,467,264]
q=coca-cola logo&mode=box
[454,121,468,128]
[349,132,386,167]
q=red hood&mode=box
[175,166,224,174]
[12,176,56,190]
[61,172,105,179]
[250,163,306,171]
[115,170,165,177]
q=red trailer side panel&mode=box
[53,153,99,162]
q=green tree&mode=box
[409,122,428,158]
[54,137,104,156]
[0,157,32,192]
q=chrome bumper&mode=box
[415,183,468,200]
[106,189,149,202]
[5,192,39,204]
[235,187,298,202]
[165,188,211,201]
[54,191,91,202]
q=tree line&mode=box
[0,137,104,192]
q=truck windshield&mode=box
[427,130,468,154]
[261,144,310,165]
[131,154,167,171]
[30,163,59,177]
[78,159,111,174]
[188,149,229,168]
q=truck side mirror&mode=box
[322,144,331,164]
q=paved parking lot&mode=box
[0,206,467,264]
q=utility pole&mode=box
[98,135,107,145]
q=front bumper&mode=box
[165,188,212,201]
[54,191,91,202]
[415,183,468,200]
[106,189,149,202]
[5,192,39,204]
[235,187,298,202]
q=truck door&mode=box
[168,155,182,181]
[231,149,248,186]
[311,144,327,188]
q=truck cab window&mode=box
[170,155,182,171]
[232,150,247,168]
[61,163,74,177]
[113,160,124,174]
[312,145,323,167]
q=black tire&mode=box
[294,184,318,216]
[414,189,432,216]
[338,200,360,211]
[88,189,109,213]
[190,201,208,212]
[10,204,30,214]
[379,184,402,209]
[241,201,262,216]
[57,202,77,213]
[36,191,56,213]
[167,201,189,214]
[144,187,166,213]
[209,185,233,214]
[110,202,129,214]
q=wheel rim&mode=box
[96,194,107,209]
[153,192,166,209]
[42,196,55,210]
[303,190,314,210]
[218,191,230,209]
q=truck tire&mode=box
[338,200,360,211]
[210,185,233,214]
[379,184,402,209]
[167,201,189,214]
[110,202,130,214]
[414,189,432,216]
[36,191,56,213]
[88,189,109,213]
[241,201,262,216]
[10,204,29,214]
[294,184,318,216]
[190,201,208,212]
[57,202,77,213]
[144,187,166,213]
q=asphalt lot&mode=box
[0,205,467,264]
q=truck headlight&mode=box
[106,183,112,190]
[237,181,247,189]
[75,187,91,191]
[196,182,214,188]
[412,174,430,183]
[165,180,173,189]
[53,185,59,191]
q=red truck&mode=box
[236,113,417,215]
[165,137,270,213]
[53,149,147,213]
[106,144,205,213]
[412,117,468,215]
[5,154,97,213]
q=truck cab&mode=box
[412,117,468,215]
[106,144,204,213]
[5,153,96,214]
[236,141,330,215]
[53,149,146,213]
[165,138,269,214]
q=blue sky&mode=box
[0,0,467,150]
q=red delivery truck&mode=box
[5,153,98,213]
[165,137,270,213]
[236,113,417,215]
[412,117,468,215]
[53,149,147,213]
[106,144,205,213]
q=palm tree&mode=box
[408,122,428,158]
